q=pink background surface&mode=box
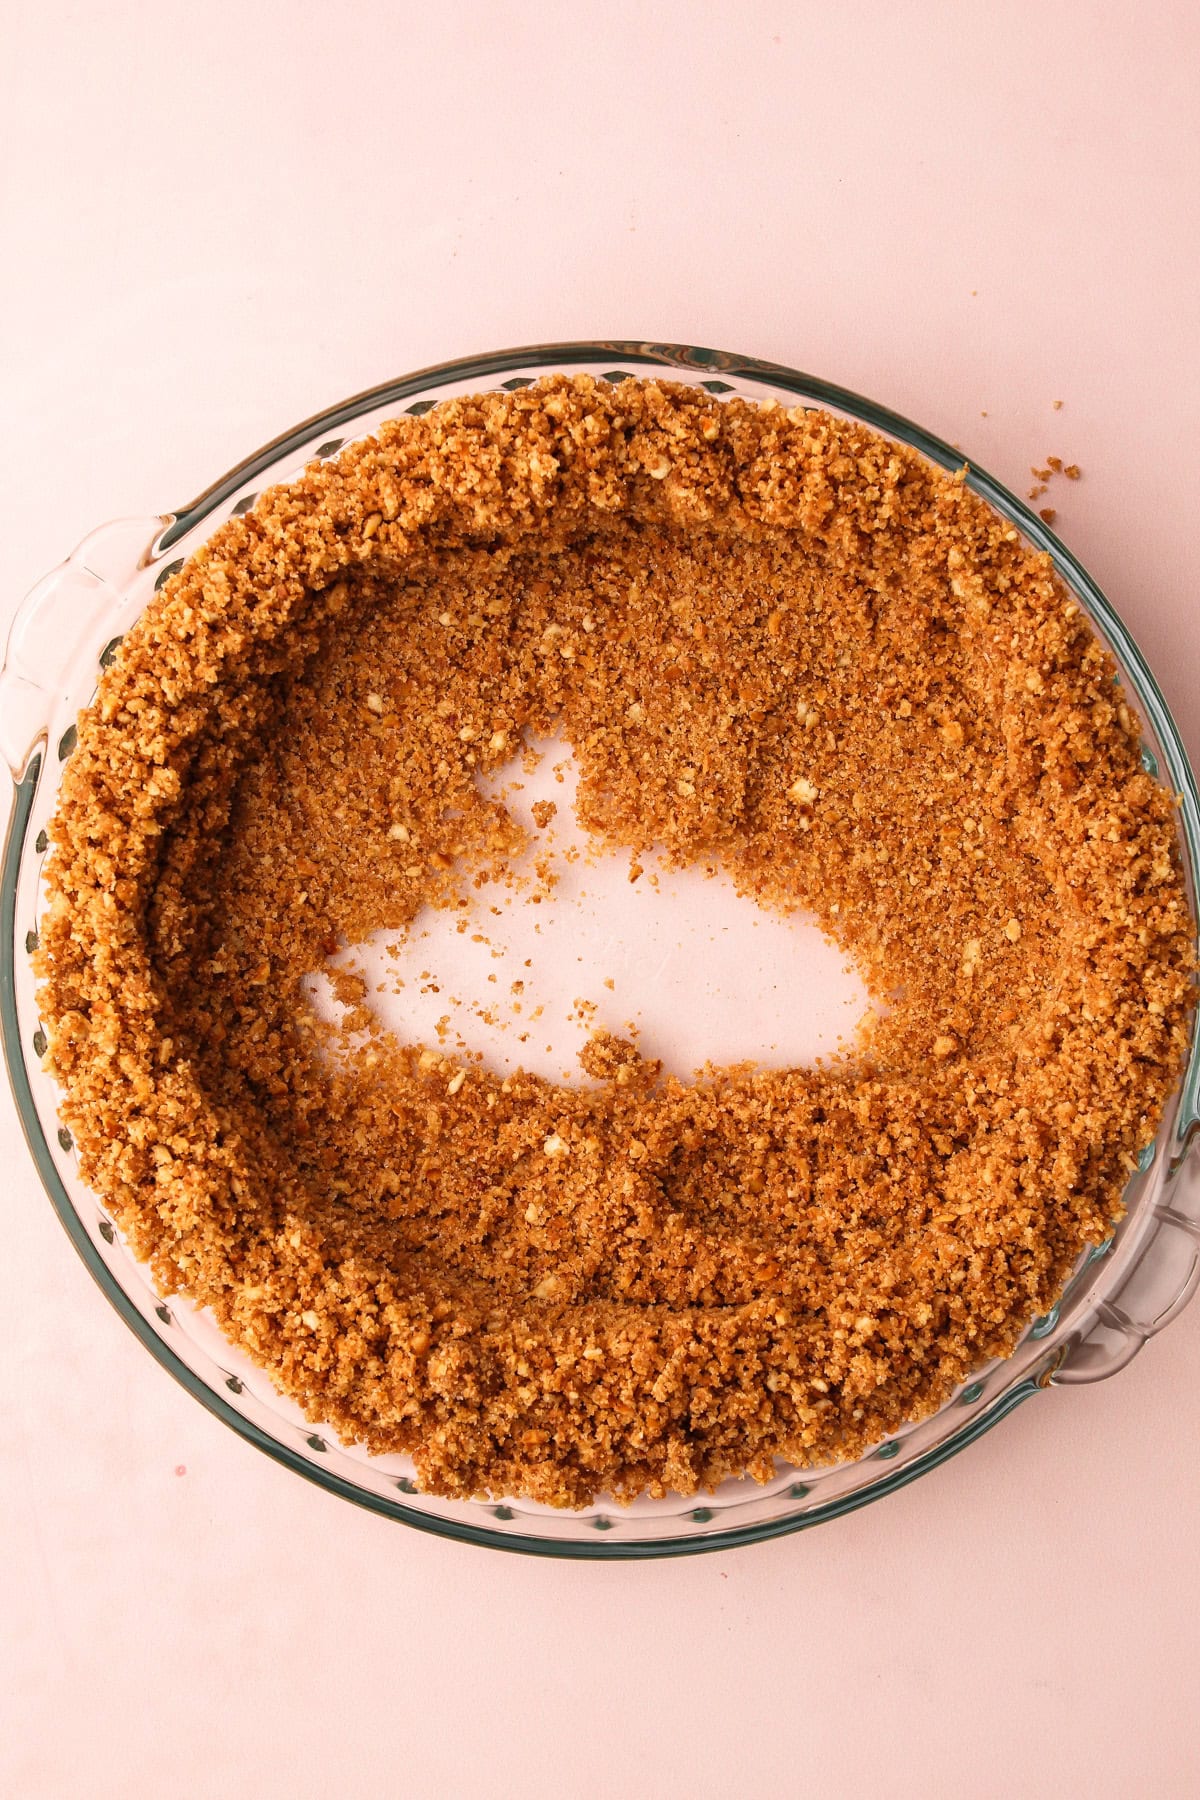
[3,3,1199,1795]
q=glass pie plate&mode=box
[3,340,1198,1559]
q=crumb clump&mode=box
[37,376,1195,1508]
[1028,456,1080,508]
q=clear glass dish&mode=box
[2,341,1198,1559]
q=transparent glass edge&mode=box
[0,517,170,778]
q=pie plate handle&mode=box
[1051,1112,1200,1385]
[0,516,169,776]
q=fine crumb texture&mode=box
[37,377,1195,1508]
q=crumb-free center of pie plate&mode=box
[307,735,873,1084]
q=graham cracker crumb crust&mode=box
[37,377,1195,1507]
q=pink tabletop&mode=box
[3,4,1199,1795]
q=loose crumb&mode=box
[36,375,1194,1510]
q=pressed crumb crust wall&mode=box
[36,377,1195,1506]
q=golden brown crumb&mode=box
[1065,464,1081,480]
[1039,508,1057,525]
[35,375,1194,1509]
